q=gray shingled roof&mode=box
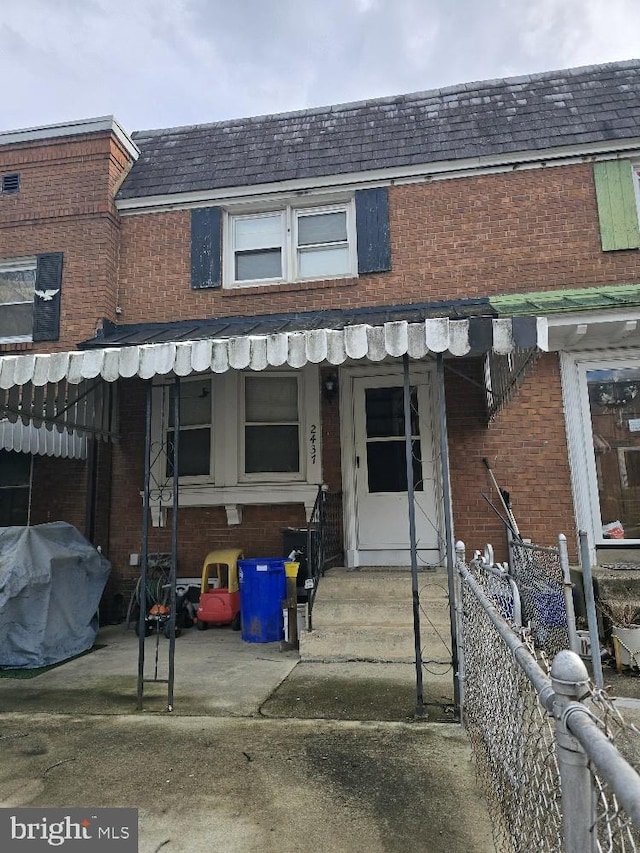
[118,60,640,200]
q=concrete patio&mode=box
[0,623,493,853]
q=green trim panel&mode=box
[593,160,640,251]
[490,282,640,315]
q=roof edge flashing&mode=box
[0,116,139,160]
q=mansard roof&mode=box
[118,59,640,200]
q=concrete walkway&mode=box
[0,625,494,853]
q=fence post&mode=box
[579,530,604,689]
[558,533,580,655]
[551,650,597,853]
[454,541,466,718]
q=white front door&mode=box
[351,372,441,566]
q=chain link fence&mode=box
[508,536,575,659]
[457,543,640,852]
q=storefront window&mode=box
[587,367,640,541]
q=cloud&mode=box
[0,0,637,134]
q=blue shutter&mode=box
[355,187,391,274]
[191,207,222,289]
[32,253,63,342]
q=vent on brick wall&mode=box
[1,173,20,194]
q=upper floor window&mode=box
[0,258,36,343]
[191,187,390,291]
[226,202,356,287]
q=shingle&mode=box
[119,60,640,200]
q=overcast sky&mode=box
[1,0,639,135]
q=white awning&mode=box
[0,317,548,388]
[0,419,87,459]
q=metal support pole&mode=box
[402,353,425,717]
[559,533,580,655]
[579,530,604,689]
[454,540,466,716]
[550,651,597,853]
[167,376,180,712]
[437,354,461,718]
[137,382,153,710]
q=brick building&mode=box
[3,60,640,608]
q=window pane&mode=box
[0,487,29,526]
[245,376,298,422]
[587,367,640,540]
[0,304,33,338]
[236,249,282,281]
[0,451,31,487]
[365,387,420,438]
[298,246,350,278]
[0,268,35,303]
[366,440,423,493]
[166,428,211,477]
[235,214,282,251]
[298,211,347,246]
[168,381,210,427]
[245,425,299,472]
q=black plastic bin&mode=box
[282,528,317,602]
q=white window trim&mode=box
[0,256,37,344]
[239,372,304,482]
[149,366,322,525]
[224,199,356,288]
[561,349,640,561]
[152,377,215,487]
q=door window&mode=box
[364,386,423,492]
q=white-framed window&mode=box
[562,351,640,549]
[226,201,356,287]
[0,257,36,343]
[164,377,214,480]
[240,373,302,480]
[150,367,322,523]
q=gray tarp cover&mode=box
[0,522,111,668]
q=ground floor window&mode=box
[587,365,640,541]
[0,449,31,525]
[563,351,640,547]
[149,367,321,522]
[242,374,301,478]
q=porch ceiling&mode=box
[0,316,546,390]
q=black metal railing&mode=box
[307,486,343,629]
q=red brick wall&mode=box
[320,367,342,492]
[116,163,640,325]
[445,353,576,561]
[30,456,87,531]
[5,146,620,590]
[0,131,133,354]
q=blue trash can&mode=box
[238,558,286,643]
